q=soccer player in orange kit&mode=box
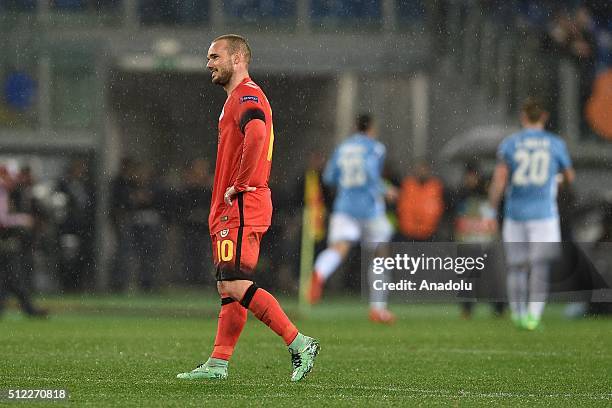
[176,34,319,382]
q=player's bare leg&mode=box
[309,241,351,304]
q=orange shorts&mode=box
[211,226,268,281]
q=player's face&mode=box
[207,41,234,86]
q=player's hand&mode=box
[385,186,399,203]
[224,185,256,206]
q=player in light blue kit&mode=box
[307,114,397,323]
[488,97,575,330]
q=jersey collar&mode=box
[229,76,252,98]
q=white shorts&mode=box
[327,212,393,245]
[502,218,561,265]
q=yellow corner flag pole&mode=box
[299,169,327,315]
[299,205,314,314]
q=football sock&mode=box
[507,266,528,319]
[211,296,248,361]
[288,332,309,353]
[314,248,343,281]
[368,259,388,309]
[240,284,298,346]
[528,260,550,320]
[369,302,388,310]
[206,357,228,368]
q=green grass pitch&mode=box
[1,293,611,407]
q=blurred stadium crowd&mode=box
[1,0,611,307]
[469,0,611,139]
[1,151,611,299]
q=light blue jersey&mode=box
[323,133,387,219]
[497,129,572,221]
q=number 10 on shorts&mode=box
[217,239,234,262]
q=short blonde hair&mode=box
[213,34,251,64]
